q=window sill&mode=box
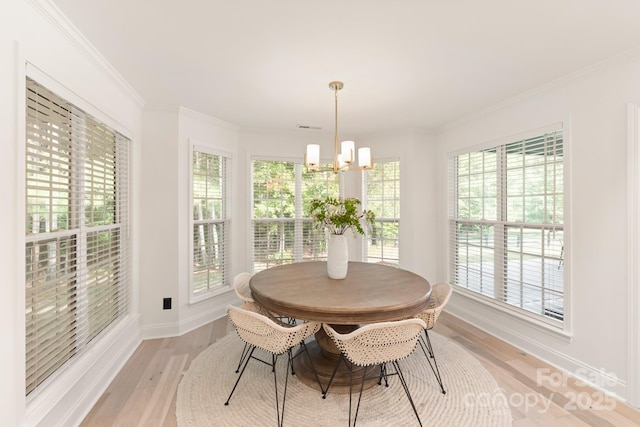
[452,285,573,342]
[189,285,233,305]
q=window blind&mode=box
[192,149,230,298]
[363,160,400,265]
[449,128,564,323]
[502,133,564,319]
[300,165,340,261]
[25,78,130,395]
[251,160,338,273]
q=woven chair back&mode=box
[324,319,425,367]
[227,305,320,355]
[414,282,452,329]
[233,272,254,303]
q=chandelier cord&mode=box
[334,85,339,169]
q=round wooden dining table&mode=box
[250,260,432,392]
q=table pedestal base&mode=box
[293,325,380,394]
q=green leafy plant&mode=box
[309,196,375,236]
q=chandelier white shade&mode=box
[358,147,371,167]
[304,81,373,173]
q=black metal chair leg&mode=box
[272,352,291,427]
[323,354,347,398]
[288,348,296,376]
[418,331,446,394]
[377,362,389,387]
[352,365,368,426]
[297,341,325,394]
[421,330,434,358]
[279,351,293,426]
[226,346,290,427]
[225,345,257,405]
[393,360,423,426]
[273,353,281,425]
[235,341,252,373]
[271,352,293,427]
[347,362,354,426]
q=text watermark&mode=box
[463,367,618,414]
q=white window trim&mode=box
[188,144,233,304]
[447,122,572,336]
[26,63,134,140]
[362,157,401,265]
[452,286,572,340]
[249,155,344,272]
[24,74,133,400]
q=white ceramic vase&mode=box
[327,234,348,279]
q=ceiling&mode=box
[50,0,640,135]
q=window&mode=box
[251,160,339,272]
[25,78,130,395]
[191,148,230,300]
[363,160,400,265]
[449,127,564,324]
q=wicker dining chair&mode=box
[233,272,295,321]
[232,272,264,372]
[232,272,297,372]
[224,305,323,427]
[323,319,427,427]
[413,282,452,394]
[233,272,254,303]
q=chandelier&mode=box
[304,81,373,173]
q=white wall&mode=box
[3,1,144,425]
[138,107,242,339]
[139,106,181,333]
[435,51,640,403]
[358,129,438,279]
[1,35,23,427]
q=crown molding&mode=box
[439,46,640,132]
[27,0,145,108]
[178,106,240,130]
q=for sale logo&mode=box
[463,367,618,414]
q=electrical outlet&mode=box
[163,297,172,310]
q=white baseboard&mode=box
[26,314,141,427]
[178,305,230,336]
[140,303,231,340]
[28,302,231,425]
[140,320,181,340]
[446,303,628,403]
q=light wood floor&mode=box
[80,312,640,426]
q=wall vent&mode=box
[296,124,322,130]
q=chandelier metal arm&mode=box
[304,81,373,173]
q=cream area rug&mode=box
[176,331,513,426]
